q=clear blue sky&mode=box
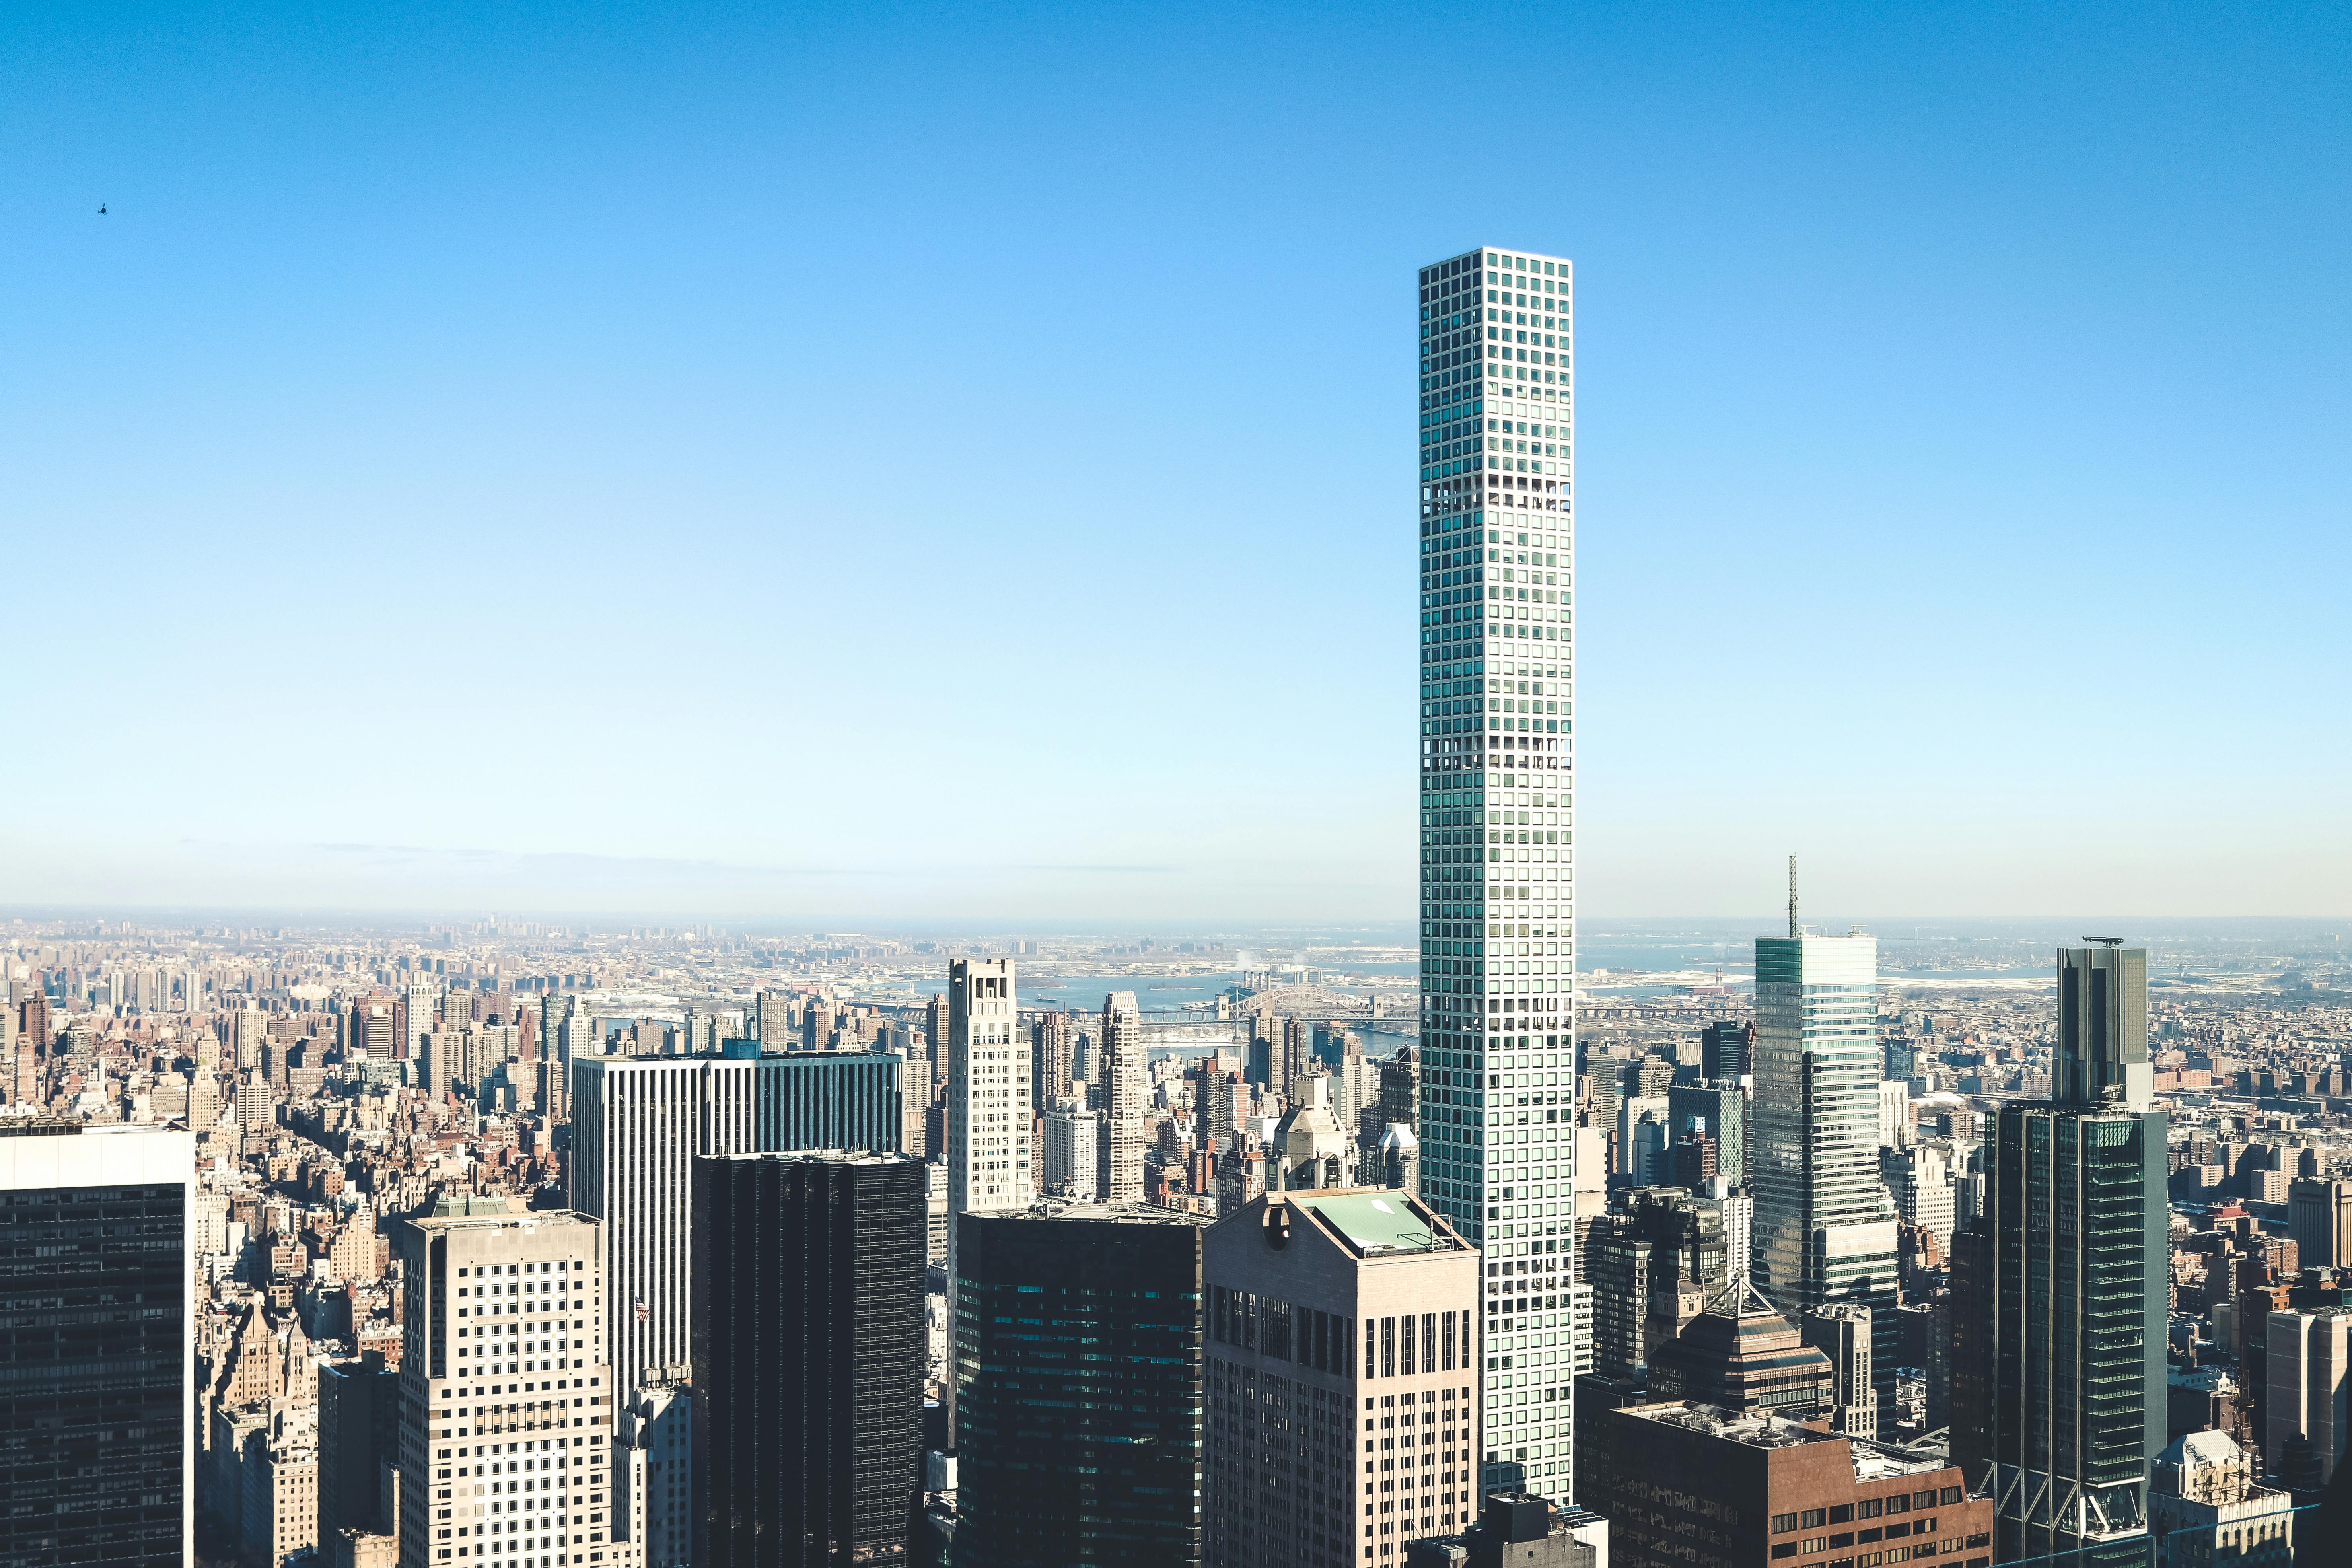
[4,2,2346,923]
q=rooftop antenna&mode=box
[1788,855,1799,939]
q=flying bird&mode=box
[97,205,107,215]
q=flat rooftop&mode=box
[703,1149,917,1167]
[1624,1403,1955,1477]
[1001,1200,1212,1227]
[1292,1191,1466,1256]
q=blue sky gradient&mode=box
[4,2,2346,920]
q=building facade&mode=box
[952,1203,1208,1567]
[1669,1081,1747,1188]
[1749,928,1899,1423]
[2263,1306,2352,1484]
[319,1355,402,1540]
[1643,1278,1836,1423]
[1985,948,2167,1565]
[1099,991,1146,1204]
[1042,1098,1098,1200]
[2287,1179,2352,1270]
[1414,243,1582,1495]
[2148,1431,2294,1568]
[1595,1403,1991,1568]
[570,1049,901,1394]
[391,1201,614,1568]
[744,1048,904,1155]
[1203,1189,1480,1568]
[0,1124,194,1568]
[570,1056,757,1391]
[691,1152,925,1568]
[946,959,1032,1256]
[1801,1305,1876,1440]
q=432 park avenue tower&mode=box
[1414,243,1575,1502]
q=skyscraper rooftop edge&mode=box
[987,1198,1212,1226]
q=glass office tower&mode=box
[1413,243,1576,1502]
[0,1125,193,1568]
[952,1203,1208,1567]
[1749,930,1901,1425]
[1988,946,2167,1565]
[692,1151,925,1568]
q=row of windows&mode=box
[1773,1491,1961,1533]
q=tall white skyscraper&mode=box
[569,1056,757,1391]
[946,958,1032,1233]
[1413,243,1576,1503]
[1096,990,1144,1204]
[1749,894,1898,1422]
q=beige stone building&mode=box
[391,1200,620,1568]
[1204,1188,1480,1568]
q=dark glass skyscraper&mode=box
[953,1202,1208,1568]
[691,1151,925,1568]
[0,1124,193,1568]
[1987,946,2166,1564]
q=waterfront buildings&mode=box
[391,1200,612,1568]
[0,1123,194,1568]
[691,1151,925,1568]
[952,1202,1207,1567]
[1414,243,1578,1501]
[1203,1189,1479,1567]
[1985,946,2168,1563]
[1750,922,1899,1422]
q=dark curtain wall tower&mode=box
[0,1125,193,1568]
[692,1152,926,1568]
[1986,945,2165,1566]
[952,1204,1209,1568]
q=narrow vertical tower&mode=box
[1986,945,2167,1564]
[1749,927,1900,1425]
[1412,244,1576,1502]
[947,958,1032,1228]
[1097,990,1144,1204]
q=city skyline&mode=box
[13,6,2349,1563]
[7,6,2349,921]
